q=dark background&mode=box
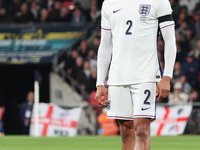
[0,64,51,134]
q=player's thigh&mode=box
[131,82,157,121]
[107,85,133,120]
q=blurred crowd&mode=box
[64,0,200,105]
[0,0,102,24]
[158,0,200,104]
[64,31,101,94]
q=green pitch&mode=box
[0,135,199,150]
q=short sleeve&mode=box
[101,1,111,31]
[157,0,172,18]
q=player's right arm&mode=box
[95,30,112,106]
[95,1,112,106]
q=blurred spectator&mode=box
[171,61,192,93]
[0,8,14,23]
[82,60,91,79]
[176,42,187,63]
[86,49,96,60]
[86,49,97,71]
[86,69,97,93]
[191,12,200,37]
[176,34,184,49]
[86,4,100,24]
[73,1,83,11]
[8,0,21,16]
[19,91,34,135]
[176,12,187,28]
[194,39,200,59]
[48,0,61,22]
[97,107,119,136]
[38,8,49,23]
[184,29,193,50]
[72,8,86,24]
[90,0,98,6]
[47,0,54,10]
[171,62,186,84]
[78,40,89,58]
[27,0,42,7]
[91,35,100,51]
[177,6,191,26]
[176,21,188,37]
[179,0,199,16]
[30,0,40,21]
[168,82,189,105]
[73,0,89,10]
[15,3,34,22]
[64,49,79,74]
[70,56,83,79]
[182,52,199,87]
[77,60,91,88]
[189,89,200,102]
[58,6,71,22]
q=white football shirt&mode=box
[101,0,174,85]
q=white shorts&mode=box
[107,83,157,121]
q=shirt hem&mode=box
[107,79,161,86]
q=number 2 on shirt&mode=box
[125,20,132,35]
[144,90,151,105]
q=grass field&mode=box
[0,135,200,150]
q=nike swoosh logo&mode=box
[141,107,151,111]
[113,9,122,13]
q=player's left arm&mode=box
[156,0,177,100]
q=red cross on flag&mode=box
[30,103,82,137]
[151,105,192,136]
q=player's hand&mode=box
[95,85,108,106]
[156,76,171,100]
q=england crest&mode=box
[139,4,151,16]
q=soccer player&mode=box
[95,0,176,150]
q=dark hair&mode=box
[180,6,188,11]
